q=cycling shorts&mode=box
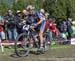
[40,20,46,30]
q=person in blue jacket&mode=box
[66,17,73,39]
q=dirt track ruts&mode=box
[0,46,75,61]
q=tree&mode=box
[0,0,11,15]
[43,0,75,19]
[13,0,44,11]
[69,0,75,20]
[43,0,64,18]
[0,0,75,20]
[13,0,25,11]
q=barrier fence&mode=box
[0,38,75,52]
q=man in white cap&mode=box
[14,10,22,34]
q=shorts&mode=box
[40,20,46,30]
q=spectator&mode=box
[22,9,30,24]
[15,10,22,34]
[4,10,18,41]
[46,17,59,39]
[45,13,53,41]
[60,20,67,39]
[66,17,73,39]
[72,21,75,37]
[22,9,28,22]
[0,16,6,41]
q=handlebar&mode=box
[22,24,35,31]
[30,24,35,31]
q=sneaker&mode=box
[37,47,44,53]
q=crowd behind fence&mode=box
[0,5,75,45]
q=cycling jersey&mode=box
[27,14,36,25]
[36,10,46,30]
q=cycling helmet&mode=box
[26,5,35,10]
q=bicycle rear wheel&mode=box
[43,33,51,51]
[15,33,31,57]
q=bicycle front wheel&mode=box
[15,33,31,57]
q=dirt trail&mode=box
[0,46,75,61]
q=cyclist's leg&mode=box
[38,21,46,51]
[39,30,44,48]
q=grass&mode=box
[0,46,14,56]
[0,48,14,56]
[52,44,75,49]
[0,45,75,56]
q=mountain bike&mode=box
[15,24,51,57]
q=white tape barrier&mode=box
[71,38,75,45]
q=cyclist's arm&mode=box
[33,16,43,27]
[37,16,43,24]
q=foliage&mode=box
[13,0,44,11]
[0,0,13,15]
[43,0,75,19]
[0,0,75,20]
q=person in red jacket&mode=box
[45,16,59,40]
[0,16,5,41]
[45,13,53,41]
